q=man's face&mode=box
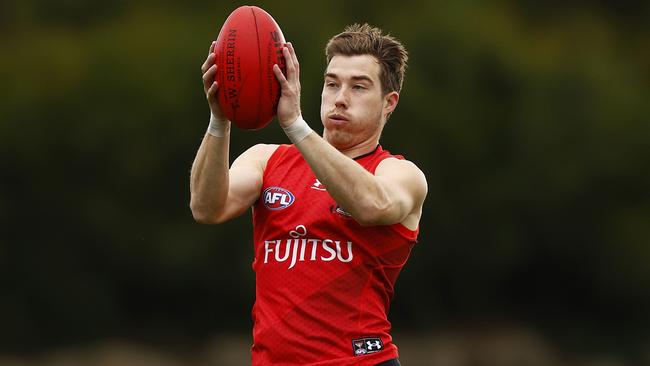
[320,55,393,150]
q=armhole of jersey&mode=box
[254,144,291,208]
[262,144,291,182]
[390,223,419,243]
[372,152,419,243]
[368,154,405,174]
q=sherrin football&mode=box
[214,6,286,130]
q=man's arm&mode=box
[189,41,277,224]
[272,44,427,228]
[294,134,427,228]
[190,138,276,224]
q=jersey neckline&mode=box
[352,144,381,161]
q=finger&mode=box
[207,80,219,99]
[282,46,296,82]
[273,63,289,89]
[288,42,299,77]
[209,41,216,54]
[203,64,217,91]
[201,52,215,74]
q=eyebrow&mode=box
[324,72,374,84]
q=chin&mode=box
[323,129,354,150]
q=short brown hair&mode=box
[325,23,408,95]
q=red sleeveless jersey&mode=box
[251,144,418,365]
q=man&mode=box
[191,23,427,366]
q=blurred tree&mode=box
[0,0,648,360]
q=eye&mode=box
[352,84,366,90]
[325,81,338,88]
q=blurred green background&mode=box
[1,0,649,365]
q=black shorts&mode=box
[375,359,401,366]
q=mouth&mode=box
[328,113,349,123]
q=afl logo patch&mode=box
[263,186,295,210]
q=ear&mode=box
[383,91,399,119]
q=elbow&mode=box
[190,201,225,225]
[354,213,391,227]
[192,213,220,225]
[191,207,218,225]
[355,216,383,227]
[352,198,396,227]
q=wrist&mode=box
[207,113,230,137]
[282,115,313,144]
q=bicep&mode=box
[375,158,428,220]
[218,144,278,221]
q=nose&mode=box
[334,87,349,109]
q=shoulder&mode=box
[241,143,281,158]
[376,157,428,199]
[232,144,281,172]
[376,157,426,181]
[234,143,280,163]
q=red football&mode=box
[214,6,286,130]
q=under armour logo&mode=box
[366,340,382,351]
[352,337,384,356]
[310,179,326,191]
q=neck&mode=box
[336,138,380,159]
[323,126,382,158]
[322,119,385,158]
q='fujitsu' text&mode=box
[263,236,353,269]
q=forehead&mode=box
[325,54,381,82]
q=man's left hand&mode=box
[273,42,302,127]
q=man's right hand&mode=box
[201,41,226,120]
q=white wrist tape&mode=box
[282,115,313,144]
[207,114,230,137]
